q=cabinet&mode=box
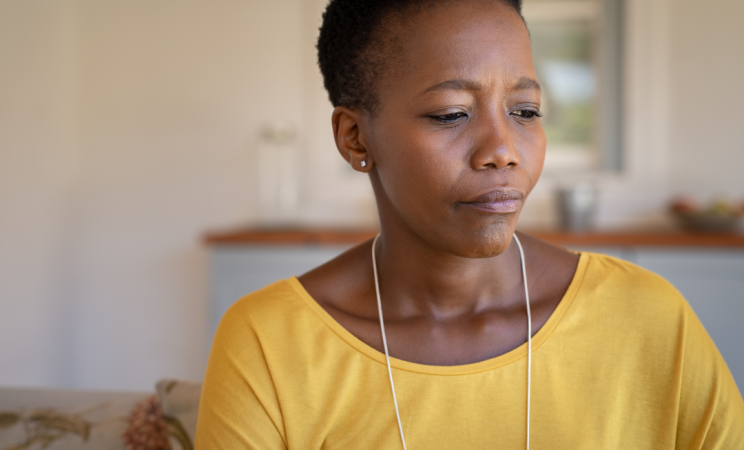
[572,246,744,387]
[209,244,349,339]
[206,230,744,389]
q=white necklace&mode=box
[371,234,532,450]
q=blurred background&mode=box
[1,0,743,392]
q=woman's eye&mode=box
[511,109,543,119]
[427,112,468,124]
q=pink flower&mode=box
[122,394,172,450]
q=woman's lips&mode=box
[459,189,523,214]
[463,199,522,213]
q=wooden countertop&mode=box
[204,228,744,247]
[527,230,744,247]
[204,228,379,245]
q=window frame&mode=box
[522,0,624,173]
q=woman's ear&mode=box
[332,106,374,172]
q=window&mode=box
[523,0,623,173]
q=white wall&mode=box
[0,1,80,387]
[69,0,309,390]
[0,0,374,391]
[668,0,744,198]
[0,0,742,390]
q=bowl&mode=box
[672,212,742,233]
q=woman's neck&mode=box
[373,225,526,321]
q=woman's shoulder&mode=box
[581,251,682,298]
[215,277,315,340]
[520,232,681,307]
[516,235,692,345]
[574,251,691,325]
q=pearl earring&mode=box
[361,161,367,168]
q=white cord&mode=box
[513,233,532,450]
[371,233,531,450]
[372,234,408,450]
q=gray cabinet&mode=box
[208,245,351,345]
[635,249,744,388]
[209,244,744,389]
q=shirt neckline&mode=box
[288,252,590,376]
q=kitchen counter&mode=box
[203,226,744,388]
[204,228,744,247]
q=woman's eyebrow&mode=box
[420,76,541,96]
[421,78,483,95]
[513,76,541,92]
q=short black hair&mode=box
[317,0,524,115]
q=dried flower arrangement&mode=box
[122,395,171,450]
[0,408,92,450]
[0,394,192,450]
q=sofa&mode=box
[0,379,201,450]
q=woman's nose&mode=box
[469,110,520,170]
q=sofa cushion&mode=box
[155,379,201,450]
[0,388,149,450]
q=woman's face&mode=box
[362,0,545,258]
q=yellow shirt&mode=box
[195,252,744,449]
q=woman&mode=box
[195,0,744,448]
